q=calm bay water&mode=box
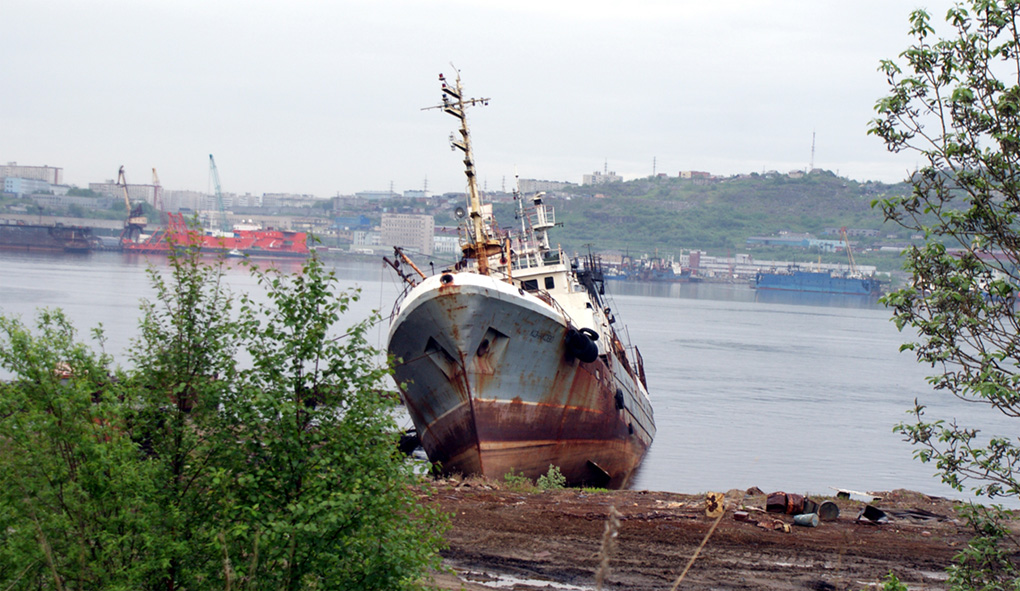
[0,251,1013,505]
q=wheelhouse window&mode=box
[544,276,555,289]
[521,279,539,291]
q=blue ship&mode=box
[754,267,881,296]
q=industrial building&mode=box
[381,213,434,256]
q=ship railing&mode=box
[526,287,578,328]
[512,250,563,271]
[526,204,555,228]
[614,324,648,391]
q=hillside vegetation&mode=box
[505,170,914,259]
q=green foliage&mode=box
[65,187,99,197]
[547,172,911,255]
[881,571,909,591]
[872,3,1020,588]
[0,251,447,590]
[536,465,566,491]
[872,0,1020,502]
[503,468,533,490]
[0,311,162,589]
[946,505,1020,590]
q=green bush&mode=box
[0,251,447,590]
[503,468,533,490]
[536,465,566,490]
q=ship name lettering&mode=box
[529,330,553,343]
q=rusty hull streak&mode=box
[420,349,649,488]
[435,281,485,475]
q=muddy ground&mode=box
[423,478,999,590]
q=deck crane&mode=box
[208,154,230,233]
[118,166,148,243]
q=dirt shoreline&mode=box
[423,478,990,590]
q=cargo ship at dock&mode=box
[605,255,698,283]
[0,220,99,252]
[122,212,309,258]
[753,228,881,296]
[385,72,655,489]
[113,165,309,259]
[754,266,882,296]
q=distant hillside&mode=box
[506,170,914,257]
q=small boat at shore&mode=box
[385,72,655,488]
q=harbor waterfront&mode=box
[0,250,1012,506]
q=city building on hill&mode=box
[381,213,434,256]
[90,179,157,204]
[518,179,576,193]
[333,215,372,230]
[823,227,879,237]
[164,190,206,211]
[0,162,62,185]
[31,194,112,210]
[356,190,397,201]
[353,230,381,251]
[4,177,52,196]
[745,232,845,252]
[582,170,621,185]
[433,234,460,257]
[262,193,317,208]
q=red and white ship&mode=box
[123,213,309,258]
[117,165,309,259]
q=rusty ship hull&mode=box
[388,70,654,489]
[0,221,98,252]
[389,272,655,489]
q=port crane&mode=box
[151,168,163,212]
[118,166,148,243]
[840,226,859,276]
[209,154,230,233]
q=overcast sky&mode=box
[3,1,956,197]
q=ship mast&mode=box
[423,71,501,275]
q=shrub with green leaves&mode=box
[503,468,533,490]
[0,251,447,590]
[537,465,566,491]
[872,3,1020,588]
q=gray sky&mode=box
[3,1,952,197]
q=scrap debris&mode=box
[705,492,725,518]
[726,491,842,532]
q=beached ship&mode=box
[385,72,655,488]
